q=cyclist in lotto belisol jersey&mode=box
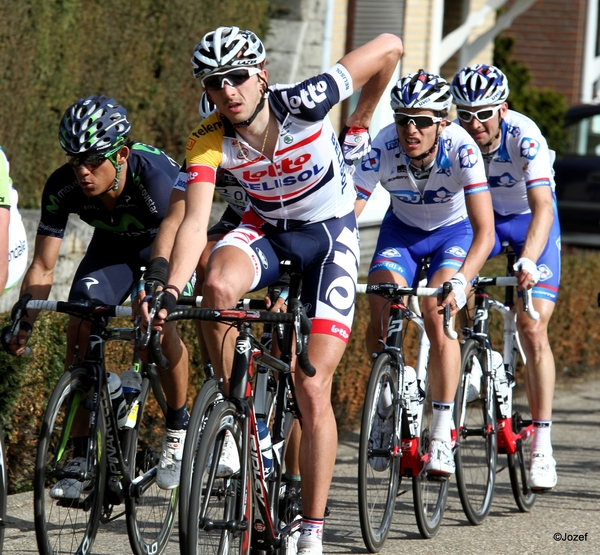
[0,146,28,296]
[354,71,495,479]
[3,95,191,495]
[149,26,403,555]
[451,64,561,491]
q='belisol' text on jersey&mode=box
[185,64,355,227]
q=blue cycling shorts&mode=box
[369,212,474,287]
[490,207,561,303]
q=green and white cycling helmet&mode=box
[191,26,266,80]
[451,64,510,107]
[59,95,131,155]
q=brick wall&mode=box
[504,0,588,105]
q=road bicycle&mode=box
[454,259,539,525]
[356,281,455,551]
[8,295,177,555]
[150,265,314,555]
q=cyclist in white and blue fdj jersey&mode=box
[354,70,495,479]
[451,64,560,491]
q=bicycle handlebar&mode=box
[356,282,456,340]
[149,302,316,377]
[472,276,540,320]
[21,299,133,318]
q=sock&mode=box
[531,420,552,453]
[297,517,323,554]
[430,401,454,443]
[166,402,189,431]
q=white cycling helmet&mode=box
[199,92,217,119]
[391,70,452,113]
[191,26,266,80]
[451,64,510,107]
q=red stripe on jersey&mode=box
[188,164,217,184]
[276,127,323,157]
[311,318,351,343]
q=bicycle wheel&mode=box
[507,374,536,512]
[186,400,252,555]
[34,366,106,555]
[125,378,178,555]
[412,375,448,538]
[454,339,497,525]
[0,426,6,555]
[179,377,224,549]
[358,352,401,553]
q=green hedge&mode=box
[2,247,600,492]
[0,0,269,208]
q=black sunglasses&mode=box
[456,105,502,123]
[394,112,443,129]
[66,154,107,170]
[202,68,261,91]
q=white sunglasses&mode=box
[457,104,502,123]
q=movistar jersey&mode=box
[459,109,556,216]
[38,143,179,239]
[185,64,355,229]
[354,122,489,231]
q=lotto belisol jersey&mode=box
[354,122,489,231]
[185,64,355,228]
[0,147,28,292]
[476,110,556,216]
[38,143,180,239]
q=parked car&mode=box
[553,103,600,246]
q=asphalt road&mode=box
[4,377,599,554]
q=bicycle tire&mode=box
[507,373,536,512]
[125,376,178,555]
[34,366,106,555]
[0,426,6,555]
[179,377,224,550]
[186,400,252,555]
[412,374,448,538]
[358,352,401,553]
[454,339,497,525]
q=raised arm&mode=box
[339,33,403,129]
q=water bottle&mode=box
[257,420,274,477]
[403,366,419,425]
[106,372,128,428]
[120,365,142,406]
[377,381,394,419]
[492,350,510,417]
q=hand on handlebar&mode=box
[513,257,540,291]
[2,294,34,356]
[436,273,467,317]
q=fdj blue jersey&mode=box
[38,143,180,239]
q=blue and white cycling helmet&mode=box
[199,92,217,119]
[191,26,266,80]
[59,95,130,155]
[390,70,452,114]
[451,64,510,107]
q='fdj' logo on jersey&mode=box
[520,137,540,160]
[458,144,479,168]
[390,189,420,203]
[489,172,517,188]
[280,81,329,115]
[424,188,454,204]
[241,154,324,190]
[361,148,381,172]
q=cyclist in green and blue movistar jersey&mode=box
[4,95,190,496]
